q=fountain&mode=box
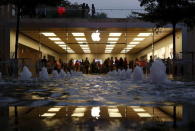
[59,69,66,79]
[52,70,59,79]
[126,69,132,79]
[132,66,144,81]
[19,66,32,80]
[39,67,49,80]
[150,59,169,84]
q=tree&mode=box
[134,0,195,60]
[0,0,65,59]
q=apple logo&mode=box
[91,30,100,41]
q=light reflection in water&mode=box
[91,107,100,119]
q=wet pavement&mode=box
[0,74,195,130]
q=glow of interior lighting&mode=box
[137,113,152,117]
[80,45,88,47]
[109,33,122,37]
[91,107,100,119]
[108,109,119,113]
[67,51,75,53]
[108,106,118,108]
[129,42,140,45]
[78,42,87,44]
[133,38,145,41]
[127,45,136,47]
[106,45,115,47]
[41,32,56,37]
[59,45,67,47]
[74,107,86,113]
[132,108,145,112]
[72,113,84,117]
[48,108,61,112]
[41,113,56,117]
[91,30,101,41]
[109,113,122,117]
[83,50,90,52]
[55,41,65,44]
[105,48,114,50]
[82,48,90,50]
[75,38,86,41]
[137,33,152,37]
[125,47,132,50]
[108,38,119,41]
[49,37,61,41]
[108,42,117,44]
[130,106,140,108]
[72,33,85,36]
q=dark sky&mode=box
[70,0,142,18]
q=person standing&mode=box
[84,57,90,74]
[114,57,119,71]
[85,4,90,17]
[124,57,128,70]
[119,57,124,70]
[82,3,86,18]
[91,4,95,17]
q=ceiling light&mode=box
[109,33,122,37]
[138,33,152,37]
[67,50,75,53]
[59,44,67,47]
[41,113,56,117]
[80,45,89,47]
[127,45,136,47]
[41,32,56,37]
[133,38,145,41]
[75,38,86,41]
[106,45,115,47]
[132,108,145,112]
[137,113,152,117]
[105,48,114,50]
[72,33,85,36]
[49,37,61,41]
[109,113,122,117]
[129,42,140,45]
[108,42,117,44]
[125,47,132,50]
[72,113,84,117]
[48,108,61,112]
[108,109,119,113]
[55,41,65,44]
[108,38,119,41]
[91,30,101,41]
[82,47,90,50]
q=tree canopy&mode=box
[136,0,195,28]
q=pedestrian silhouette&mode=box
[92,4,95,17]
[82,3,85,18]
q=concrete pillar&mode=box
[0,26,10,61]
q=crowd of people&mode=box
[37,56,173,75]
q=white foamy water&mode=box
[19,66,32,80]
[132,66,144,81]
[0,72,195,106]
[59,69,66,79]
[39,67,49,80]
[52,70,59,79]
[150,59,170,84]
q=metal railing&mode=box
[9,7,145,19]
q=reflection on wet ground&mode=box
[0,74,195,130]
[1,105,193,131]
[0,75,195,106]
